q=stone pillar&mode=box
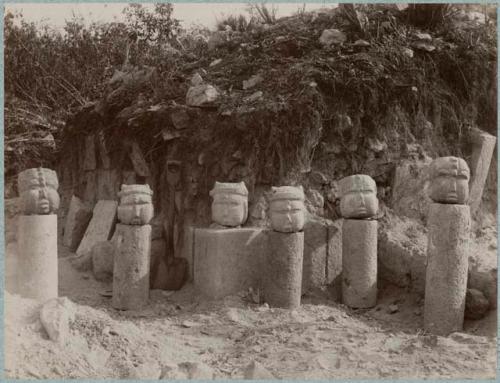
[112,224,152,310]
[469,129,496,216]
[265,231,304,309]
[424,203,470,335]
[341,219,377,308]
[17,215,58,302]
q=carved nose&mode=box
[39,188,47,199]
[358,193,365,206]
[133,205,140,217]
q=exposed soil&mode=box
[4,244,497,380]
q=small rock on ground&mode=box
[243,361,276,379]
[39,297,76,344]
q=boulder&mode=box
[465,288,489,320]
[39,297,76,344]
[319,29,346,46]
[91,241,116,282]
[186,84,219,107]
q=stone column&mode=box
[112,184,154,310]
[17,215,58,301]
[424,203,470,335]
[265,231,304,309]
[338,174,379,308]
[342,219,377,308]
[16,167,60,302]
[112,224,152,310]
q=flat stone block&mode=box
[265,231,304,309]
[76,200,118,256]
[112,224,152,310]
[302,219,327,293]
[63,195,92,251]
[424,203,470,335]
[342,219,377,308]
[17,215,58,302]
[194,228,267,299]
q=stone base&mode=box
[17,215,58,302]
[194,228,267,299]
[424,203,470,335]
[264,231,304,309]
[112,224,151,310]
[342,219,377,308]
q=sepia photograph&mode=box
[3,1,498,379]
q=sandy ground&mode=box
[4,250,497,380]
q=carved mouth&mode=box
[446,192,458,201]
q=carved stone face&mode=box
[269,186,306,233]
[339,175,378,219]
[18,168,60,215]
[210,182,248,227]
[117,184,154,225]
[428,157,470,204]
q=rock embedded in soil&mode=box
[177,362,215,379]
[465,288,489,320]
[39,297,76,344]
[243,361,276,379]
[319,29,346,46]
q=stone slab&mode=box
[76,200,118,256]
[194,228,267,299]
[63,195,93,251]
[96,169,120,200]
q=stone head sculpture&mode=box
[428,157,470,204]
[269,186,306,233]
[117,184,154,225]
[210,182,248,227]
[18,168,60,215]
[339,174,378,219]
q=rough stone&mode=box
[91,241,116,282]
[305,188,324,216]
[112,224,152,310]
[342,219,377,308]
[243,361,276,379]
[128,141,150,177]
[63,195,92,252]
[339,175,378,219]
[39,297,76,344]
[83,170,97,205]
[265,231,304,309]
[210,182,248,227]
[469,129,496,215]
[17,214,58,302]
[326,220,342,300]
[186,84,220,107]
[70,251,93,272]
[76,200,118,257]
[424,203,470,335]
[194,228,267,299]
[319,29,346,46]
[428,157,470,204]
[96,130,111,169]
[465,288,489,320]
[302,217,327,293]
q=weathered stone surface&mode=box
[305,188,324,216]
[327,220,342,300]
[83,134,96,170]
[127,361,162,380]
[302,217,327,293]
[150,215,164,240]
[83,170,97,205]
[96,169,120,201]
[210,182,248,227]
[117,184,154,225]
[465,288,489,320]
[178,362,215,379]
[128,141,150,177]
[112,224,152,310]
[91,241,116,282]
[269,186,306,233]
[319,29,346,46]
[243,361,276,379]
[17,214,58,302]
[121,170,136,185]
[63,195,92,251]
[391,158,432,221]
[469,129,496,215]
[468,263,497,310]
[265,231,304,309]
[428,157,470,204]
[77,200,118,256]
[186,84,220,107]
[339,175,378,219]
[194,228,267,299]
[342,220,377,308]
[179,225,195,281]
[97,130,111,169]
[424,203,470,335]
[18,168,60,215]
[39,297,76,344]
